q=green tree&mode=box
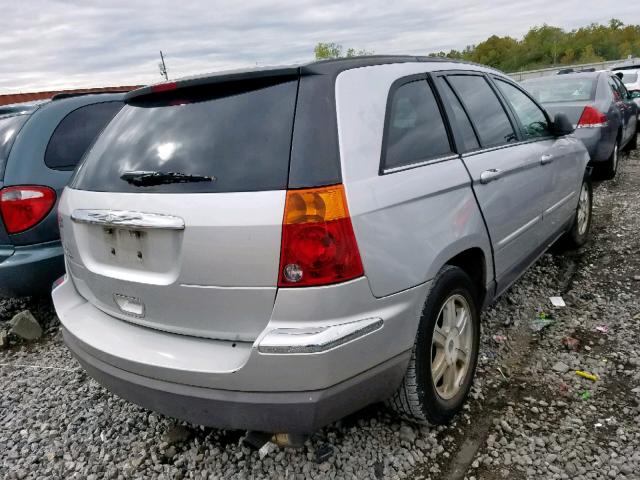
[314,43,373,60]
[426,18,639,72]
[314,42,343,60]
[579,44,604,63]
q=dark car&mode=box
[0,93,124,297]
[521,71,638,179]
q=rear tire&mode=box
[388,266,480,425]
[563,177,592,249]
[599,140,619,180]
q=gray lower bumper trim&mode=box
[64,328,410,433]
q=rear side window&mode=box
[612,76,629,98]
[45,102,123,170]
[0,113,30,179]
[72,79,298,193]
[495,80,551,139]
[382,80,452,171]
[448,75,517,148]
[608,76,624,101]
[438,79,480,151]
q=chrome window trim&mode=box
[461,136,555,159]
[381,153,460,174]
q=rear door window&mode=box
[608,76,624,101]
[612,76,629,98]
[72,79,298,193]
[437,79,480,151]
[448,75,517,148]
[495,79,551,139]
[45,101,123,170]
[382,79,452,171]
[0,113,30,178]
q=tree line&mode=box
[314,19,640,72]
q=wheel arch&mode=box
[443,247,488,309]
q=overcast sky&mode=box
[2,1,639,94]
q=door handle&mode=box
[540,154,554,165]
[479,169,503,184]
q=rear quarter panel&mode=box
[335,63,494,298]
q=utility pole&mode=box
[158,51,169,81]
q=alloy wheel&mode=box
[430,294,473,400]
[577,182,590,236]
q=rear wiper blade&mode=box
[120,171,216,186]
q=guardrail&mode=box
[508,57,640,81]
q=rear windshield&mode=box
[71,79,298,193]
[620,72,638,85]
[522,77,596,103]
[0,113,30,179]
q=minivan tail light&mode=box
[278,184,364,287]
[577,106,608,128]
[0,186,56,234]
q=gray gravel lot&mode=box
[1,150,639,480]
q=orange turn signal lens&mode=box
[283,185,350,225]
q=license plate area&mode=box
[103,227,147,266]
[72,221,184,285]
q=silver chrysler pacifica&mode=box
[53,56,592,434]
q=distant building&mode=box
[0,85,141,106]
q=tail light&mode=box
[278,184,364,287]
[0,186,56,234]
[577,106,608,128]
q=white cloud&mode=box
[1,0,636,93]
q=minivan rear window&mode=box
[45,101,123,170]
[0,113,30,179]
[71,79,298,193]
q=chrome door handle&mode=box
[540,154,554,165]
[479,169,503,184]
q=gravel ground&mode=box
[1,150,639,480]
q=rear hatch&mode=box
[60,76,299,341]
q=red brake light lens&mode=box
[0,186,56,234]
[151,82,178,93]
[577,106,608,127]
[278,184,364,287]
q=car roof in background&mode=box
[51,90,129,101]
[1,91,126,119]
[522,71,602,83]
[125,55,499,101]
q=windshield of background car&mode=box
[0,113,30,179]
[522,77,597,103]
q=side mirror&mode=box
[552,112,574,136]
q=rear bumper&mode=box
[64,327,409,433]
[53,275,428,432]
[0,241,64,297]
[574,128,612,163]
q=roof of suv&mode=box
[126,56,489,101]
